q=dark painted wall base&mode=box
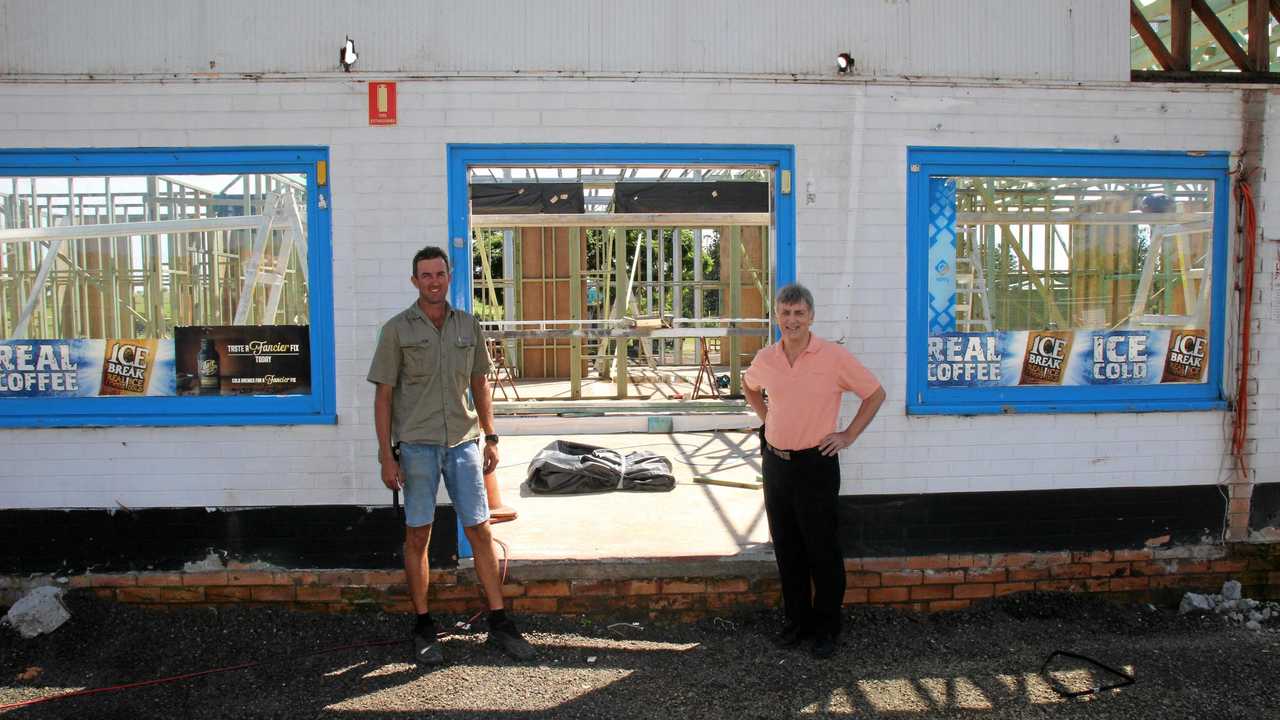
[838,485,1227,557]
[0,505,458,575]
[1252,482,1280,531]
[0,485,1240,574]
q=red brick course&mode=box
[32,543,1276,619]
[954,583,994,599]
[868,587,910,603]
[881,570,923,586]
[909,585,953,601]
[922,570,965,585]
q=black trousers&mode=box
[762,442,845,636]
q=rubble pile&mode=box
[1179,580,1279,631]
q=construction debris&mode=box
[4,586,71,639]
[1178,580,1278,632]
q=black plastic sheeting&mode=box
[614,181,769,213]
[526,440,675,494]
[470,183,585,214]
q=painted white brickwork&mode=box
[1250,92,1280,489]
[0,77,1265,507]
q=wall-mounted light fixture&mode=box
[835,52,854,74]
[339,36,358,72]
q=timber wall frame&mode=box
[446,144,798,360]
[1131,0,1280,82]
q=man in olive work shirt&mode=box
[743,283,885,659]
[367,245,534,665]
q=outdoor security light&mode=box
[339,36,358,72]
[835,53,853,74]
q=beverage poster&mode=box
[927,329,1210,388]
[174,326,310,396]
[0,339,176,397]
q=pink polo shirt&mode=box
[743,335,881,451]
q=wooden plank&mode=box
[568,227,582,400]
[1250,0,1271,71]
[727,225,742,396]
[1192,0,1254,71]
[472,212,771,229]
[1170,0,1192,71]
[693,476,762,491]
[1131,1,1176,71]
[1131,69,1280,81]
[957,211,1206,225]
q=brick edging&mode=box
[4,544,1276,620]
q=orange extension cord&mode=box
[0,538,511,713]
[1232,179,1258,481]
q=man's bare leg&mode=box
[465,521,535,660]
[463,521,504,610]
[405,523,444,664]
[405,523,433,612]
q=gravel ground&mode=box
[2,591,1278,719]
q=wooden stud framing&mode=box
[1191,0,1254,71]
[1132,0,1177,71]
[1249,0,1271,71]
[1171,0,1193,71]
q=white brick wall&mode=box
[1251,93,1280,490]
[0,77,1264,507]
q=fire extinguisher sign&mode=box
[368,82,397,126]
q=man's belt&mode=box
[764,441,824,461]
[757,425,824,461]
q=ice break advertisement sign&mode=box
[0,339,177,397]
[927,330,1208,388]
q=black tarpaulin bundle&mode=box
[613,181,769,213]
[470,183,585,214]
[526,440,676,494]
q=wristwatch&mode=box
[484,434,499,446]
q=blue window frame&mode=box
[906,147,1229,415]
[0,147,336,427]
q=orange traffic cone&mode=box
[485,470,517,524]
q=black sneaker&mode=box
[413,627,444,666]
[487,619,536,661]
[811,633,838,660]
[774,622,808,649]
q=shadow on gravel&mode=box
[1,590,1277,719]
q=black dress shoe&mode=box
[811,633,837,659]
[774,623,808,649]
[413,629,444,666]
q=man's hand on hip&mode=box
[482,443,499,475]
[818,430,855,457]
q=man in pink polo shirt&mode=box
[743,283,885,659]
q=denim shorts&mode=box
[398,440,489,528]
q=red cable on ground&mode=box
[1232,179,1258,480]
[0,638,406,713]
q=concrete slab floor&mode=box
[483,430,771,561]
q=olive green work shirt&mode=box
[366,302,492,447]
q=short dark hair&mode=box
[412,246,450,275]
[775,283,814,313]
